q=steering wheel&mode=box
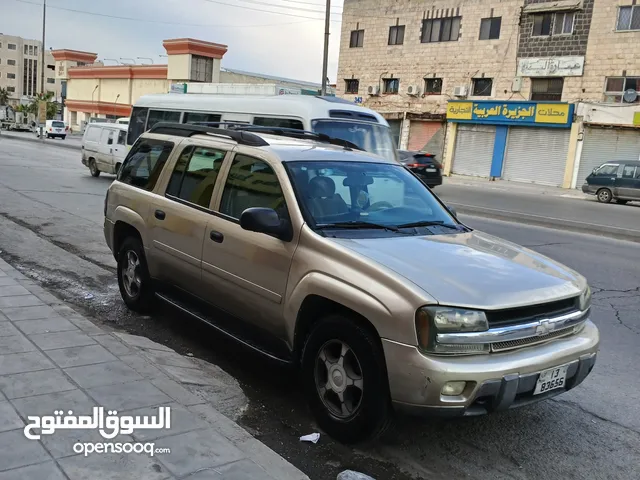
[367,201,394,212]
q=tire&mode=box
[596,188,612,203]
[301,314,392,444]
[115,163,122,176]
[62,136,66,140]
[45,134,51,139]
[89,159,101,177]
[616,199,628,205]
[117,236,155,313]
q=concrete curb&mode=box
[455,203,640,243]
[0,132,81,151]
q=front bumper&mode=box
[581,184,597,194]
[383,319,599,417]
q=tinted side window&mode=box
[147,110,181,130]
[253,117,304,130]
[596,164,619,176]
[183,112,222,125]
[219,155,286,219]
[117,130,126,145]
[622,164,637,178]
[127,107,148,145]
[166,147,226,208]
[107,130,114,145]
[119,139,174,191]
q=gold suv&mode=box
[104,123,599,443]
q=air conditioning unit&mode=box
[407,85,420,96]
[367,85,380,96]
[453,85,468,97]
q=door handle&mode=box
[210,230,224,243]
[154,210,166,220]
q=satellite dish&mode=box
[622,89,638,103]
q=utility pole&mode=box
[320,0,330,96]
[39,0,46,140]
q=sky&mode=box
[1,0,346,84]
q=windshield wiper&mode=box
[397,220,461,230]
[316,221,400,232]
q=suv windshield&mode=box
[311,120,397,162]
[287,161,460,234]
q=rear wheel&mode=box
[597,188,612,203]
[301,314,392,444]
[117,237,154,313]
[61,135,66,140]
[89,159,100,177]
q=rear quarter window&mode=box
[118,138,174,191]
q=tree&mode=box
[27,92,59,120]
[0,87,9,105]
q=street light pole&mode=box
[39,0,46,141]
[320,0,330,96]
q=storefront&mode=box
[446,100,574,186]
[407,120,443,153]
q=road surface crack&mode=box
[521,242,570,247]
[551,398,640,436]
[607,302,638,334]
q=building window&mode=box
[617,5,640,30]
[7,73,16,79]
[532,13,553,36]
[190,55,213,82]
[531,78,564,101]
[8,43,16,50]
[344,79,359,94]
[24,45,29,55]
[479,17,501,40]
[47,78,55,84]
[382,78,400,94]
[7,86,15,92]
[604,77,640,103]
[7,59,16,66]
[553,12,575,34]
[350,29,364,48]
[472,78,493,96]
[422,17,461,43]
[424,77,443,94]
[388,25,405,45]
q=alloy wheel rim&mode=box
[314,339,364,419]
[122,250,142,298]
[599,190,610,201]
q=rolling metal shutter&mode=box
[408,121,442,152]
[502,127,570,186]
[576,127,640,188]
[451,124,495,177]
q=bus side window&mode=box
[253,117,304,130]
[183,112,222,125]
[146,110,181,131]
[127,107,148,145]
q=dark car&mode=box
[582,161,640,204]
[398,150,443,188]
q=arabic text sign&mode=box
[447,101,572,127]
[517,56,585,77]
[24,406,171,440]
[535,103,571,124]
[634,112,640,126]
[446,102,473,120]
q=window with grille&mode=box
[383,78,399,94]
[422,17,461,43]
[472,78,493,96]
[350,29,364,48]
[344,79,359,94]
[424,78,443,94]
[531,78,564,101]
[479,17,501,40]
[388,25,405,45]
[617,5,640,30]
[604,77,640,103]
[7,59,15,65]
[553,12,575,34]
[190,55,213,83]
[8,43,16,50]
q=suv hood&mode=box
[331,231,584,309]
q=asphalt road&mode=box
[0,137,639,480]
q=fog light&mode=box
[441,381,467,396]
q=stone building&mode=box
[336,0,640,189]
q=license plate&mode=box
[55,129,62,133]
[534,364,568,395]
[425,167,437,172]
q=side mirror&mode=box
[240,207,292,241]
[447,205,457,217]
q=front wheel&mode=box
[301,314,392,443]
[89,159,100,177]
[597,188,612,203]
[117,237,155,313]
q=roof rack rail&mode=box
[147,123,269,147]
[228,125,362,151]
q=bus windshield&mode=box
[311,120,397,162]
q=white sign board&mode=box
[169,83,186,94]
[276,85,301,95]
[517,56,585,77]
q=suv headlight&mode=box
[578,286,592,311]
[415,306,490,355]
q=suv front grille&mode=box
[491,325,576,352]
[486,297,579,328]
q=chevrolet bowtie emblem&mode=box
[536,320,552,336]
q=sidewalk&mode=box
[0,259,308,479]
[0,131,81,151]
[444,174,588,200]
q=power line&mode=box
[11,0,320,27]
[214,0,343,13]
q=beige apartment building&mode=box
[0,33,62,105]
[337,0,640,188]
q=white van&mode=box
[126,94,397,161]
[81,123,128,177]
[37,120,68,139]
[116,117,129,125]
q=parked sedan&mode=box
[582,161,640,204]
[398,150,443,188]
